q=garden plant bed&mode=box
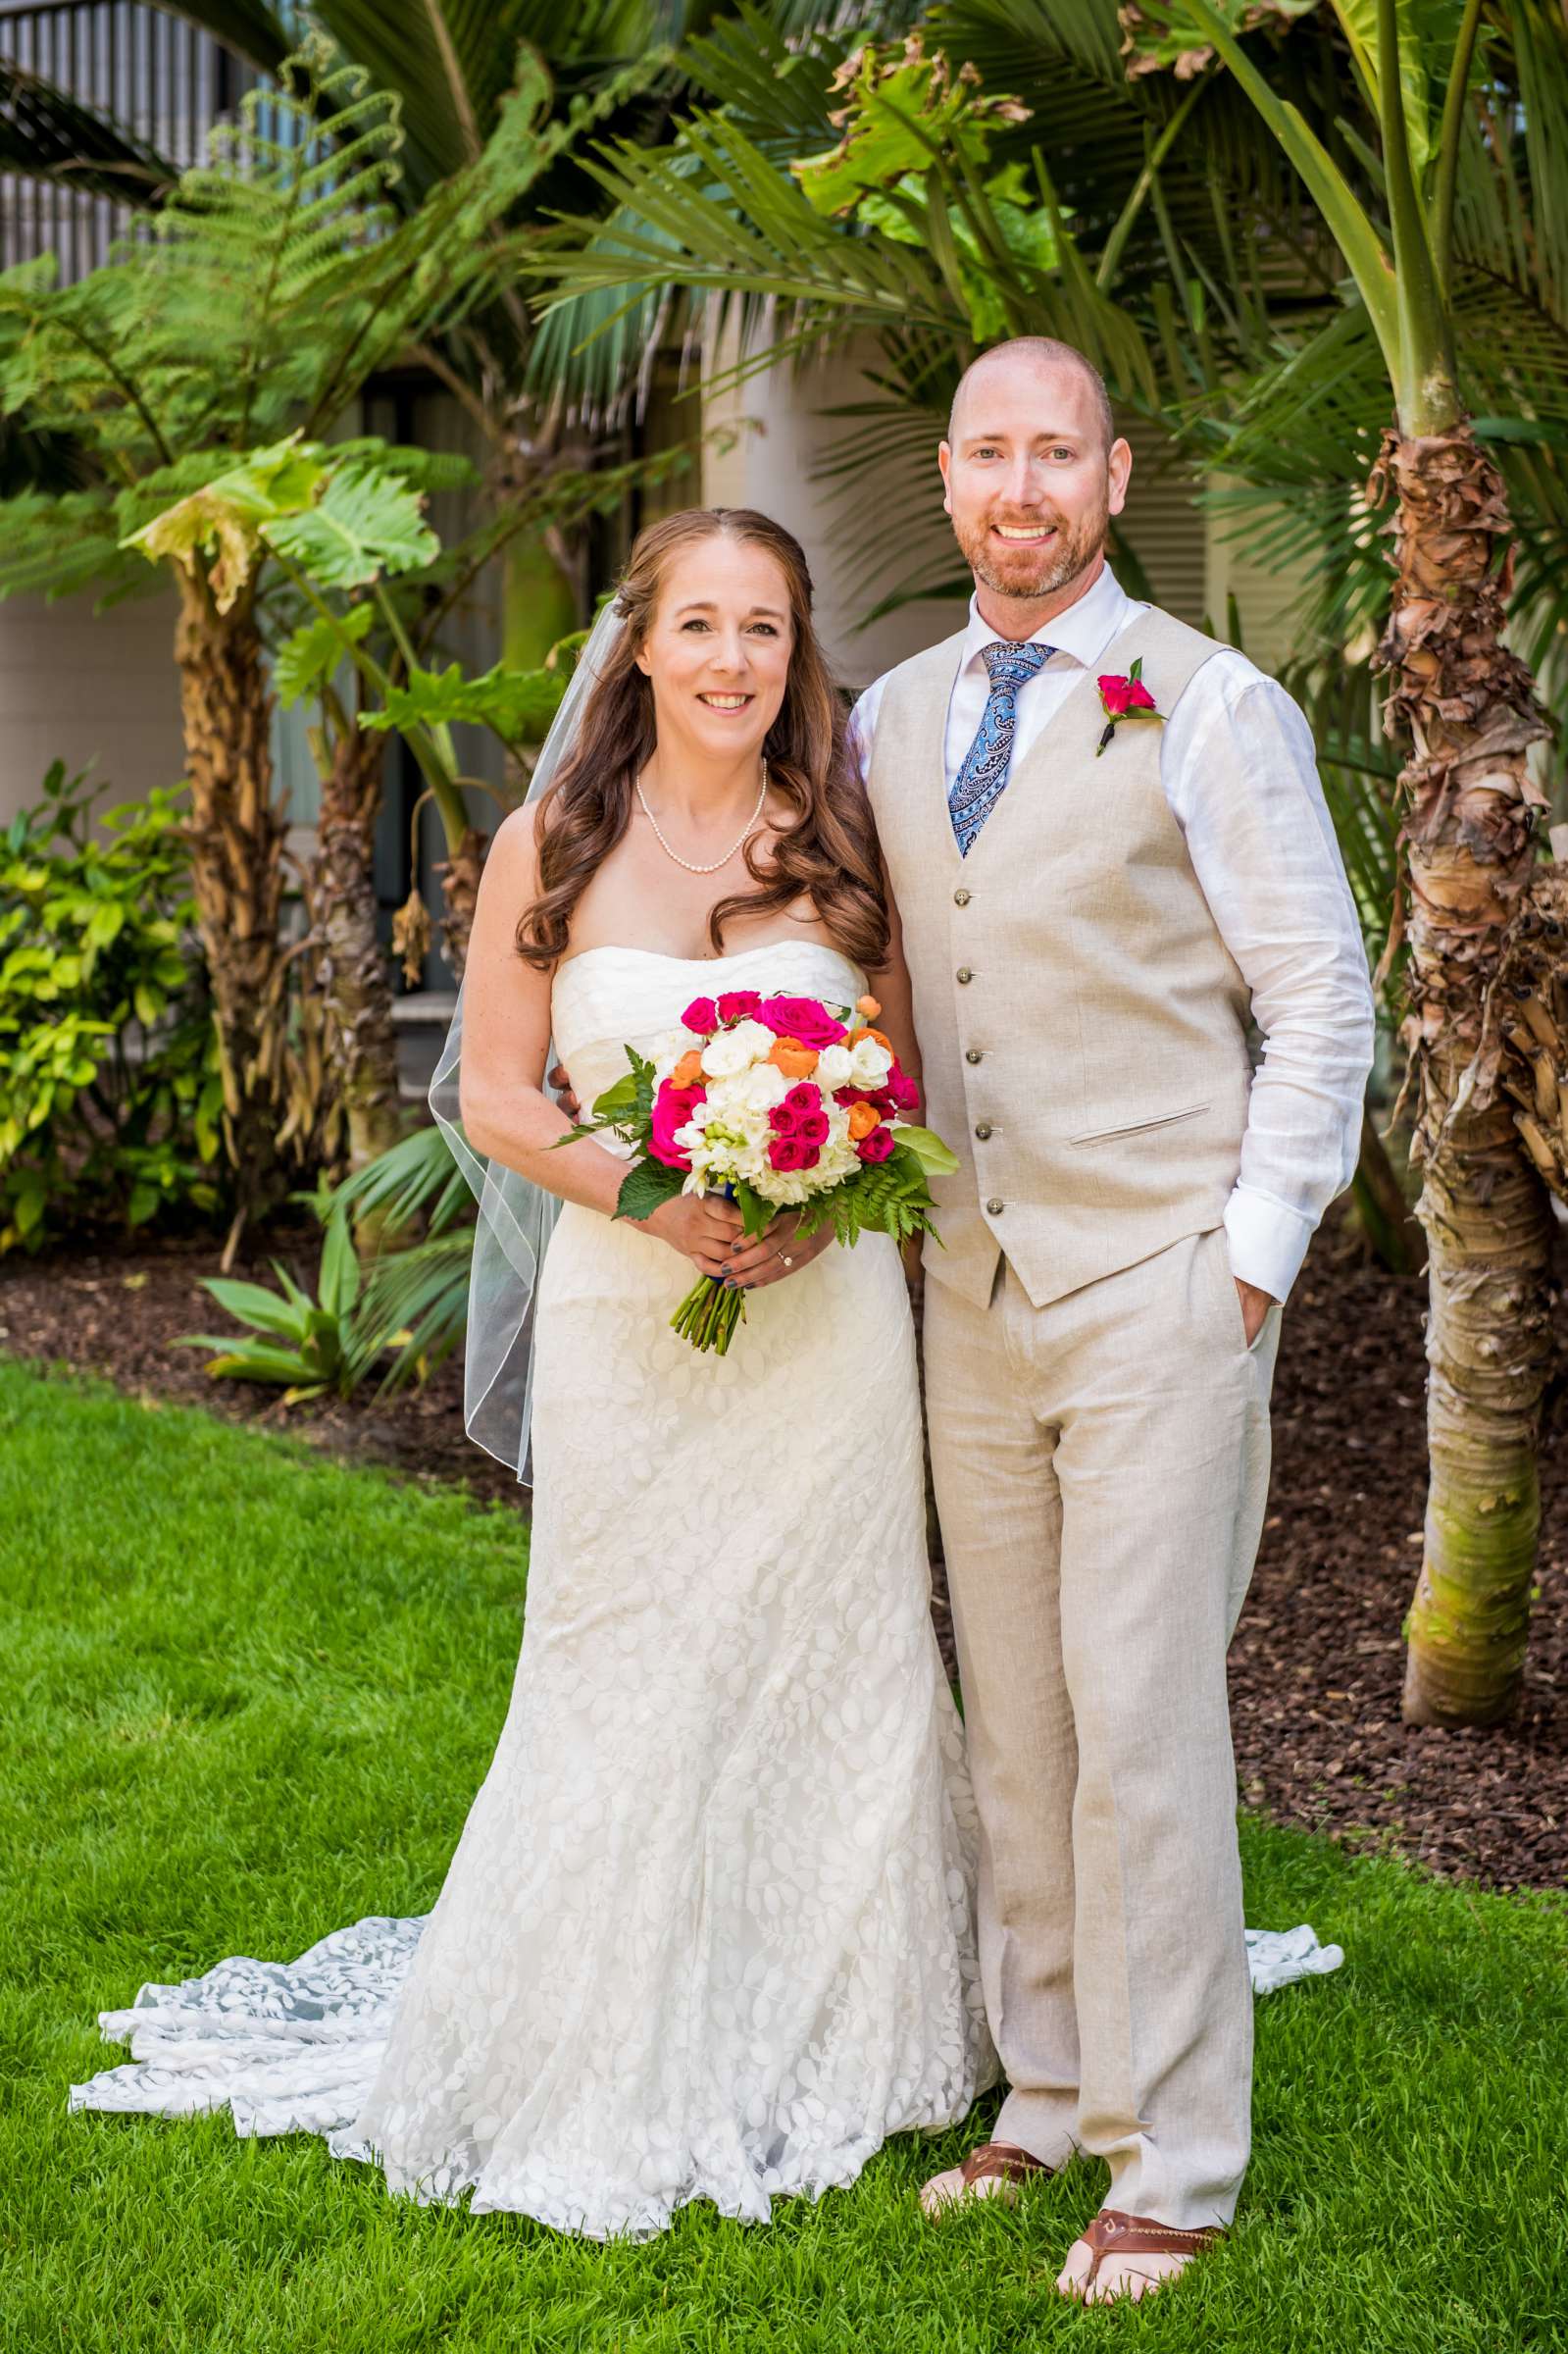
[3,1212,1564,1893]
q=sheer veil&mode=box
[428,600,625,1482]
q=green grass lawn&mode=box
[3,1356,1565,2354]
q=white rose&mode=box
[700,1018,774,1080]
[652,1025,700,1070]
[848,1037,893,1089]
[729,1060,789,1115]
[815,1043,852,1090]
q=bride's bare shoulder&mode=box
[476,803,552,922]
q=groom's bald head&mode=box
[939,337,1130,612]
[947,338,1114,453]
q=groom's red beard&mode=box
[956,494,1109,601]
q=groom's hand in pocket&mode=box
[1236,1276,1275,1346]
[720,1212,834,1291]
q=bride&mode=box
[71,505,996,2238]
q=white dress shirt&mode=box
[847,562,1376,1303]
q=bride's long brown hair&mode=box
[514,507,889,972]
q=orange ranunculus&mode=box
[848,1025,893,1053]
[767,1037,819,1079]
[672,1049,705,1090]
[846,1100,882,1141]
[856,994,882,1019]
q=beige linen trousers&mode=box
[867,608,1281,2230]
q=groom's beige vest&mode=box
[867,606,1254,1311]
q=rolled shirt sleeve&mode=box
[846,683,880,789]
[1164,664,1377,1302]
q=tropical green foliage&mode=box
[0,765,222,1254]
[0,36,560,611]
[177,1204,400,1404]
[531,0,1568,824]
[335,1124,480,1391]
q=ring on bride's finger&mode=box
[776,1250,793,1268]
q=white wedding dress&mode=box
[71,941,999,2238]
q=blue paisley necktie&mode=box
[948,638,1053,855]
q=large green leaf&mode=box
[121,438,329,607]
[261,459,437,590]
[360,658,568,746]
[274,599,376,707]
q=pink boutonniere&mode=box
[1095,656,1164,756]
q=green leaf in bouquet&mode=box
[590,1064,646,1125]
[613,1160,686,1226]
[732,1180,773,1240]
[890,1123,960,1177]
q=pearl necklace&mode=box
[635,763,768,875]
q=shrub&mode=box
[0,763,224,1253]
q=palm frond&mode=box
[0,60,177,207]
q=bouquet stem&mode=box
[672,1273,746,1355]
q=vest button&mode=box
[953,888,971,906]
[956,966,973,984]
[986,1198,1004,1215]
[975,1122,992,1141]
[965,1049,984,1064]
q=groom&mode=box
[851,337,1374,2302]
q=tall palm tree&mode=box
[1129,0,1564,1727]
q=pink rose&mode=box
[755,995,847,1049]
[1098,672,1158,717]
[784,1082,824,1118]
[886,1067,921,1114]
[681,997,719,1035]
[717,989,762,1025]
[767,1133,811,1172]
[649,1079,704,1169]
[855,1124,895,1164]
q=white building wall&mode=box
[0,585,185,827]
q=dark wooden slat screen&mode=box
[1,1,255,280]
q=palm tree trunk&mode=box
[311,726,402,1175]
[434,826,487,982]
[1371,422,1555,1726]
[174,565,290,1227]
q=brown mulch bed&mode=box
[3,1215,1565,1894]
[0,1226,527,1513]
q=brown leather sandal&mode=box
[959,2140,1055,2192]
[921,2138,1058,2216]
[1066,2208,1223,2299]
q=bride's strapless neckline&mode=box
[555,939,859,981]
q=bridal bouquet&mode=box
[556,985,957,1354]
